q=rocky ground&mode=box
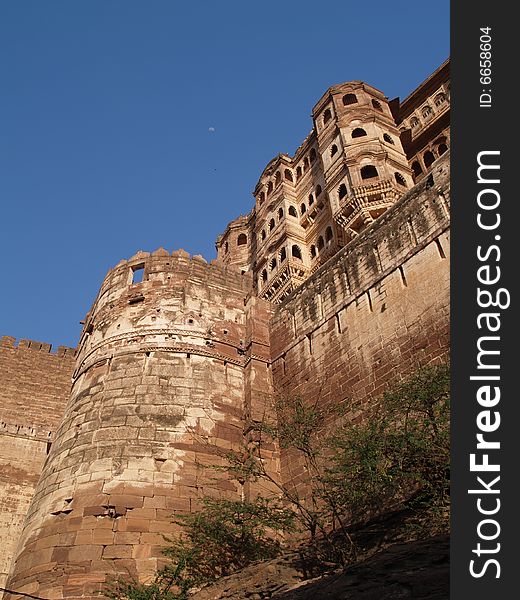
[189,534,449,600]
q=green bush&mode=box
[326,364,450,532]
[163,496,295,584]
[107,496,295,600]
[107,364,450,598]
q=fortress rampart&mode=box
[1,64,450,600]
[2,152,450,600]
[3,253,277,600]
[0,337,76,590]
[270,154,450,494]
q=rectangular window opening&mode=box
[132,265,145,284]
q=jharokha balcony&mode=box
[333,178,404,241]
[310,244,337,273]
[258,258,309,303]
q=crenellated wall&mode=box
[0,337,76,591]
[1,59,451,599]
[3,251,277,600]
[269,153,450,494]
[2,152,450,600]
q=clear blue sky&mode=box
[0,1,449,349]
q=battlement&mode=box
[1,60,451,600]
[0,421,53,442]
[0,335,76,356]
[99,247,253,293]
[0,332,77,590]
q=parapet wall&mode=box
[2,153,450,600]
[270,153,450,492]
[0,337,76,591]
[4,250,277,600]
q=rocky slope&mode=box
[190,535,449,600]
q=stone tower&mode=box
[317,81,413,242]
[216,80,415,304]
[2,61,450,600]
[4,249,276,600]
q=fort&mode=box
[0,60,450,600]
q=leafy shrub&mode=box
[326,364,450,533]
[162,496,295,584]
[107,497,295,600]
[107,364,450,598]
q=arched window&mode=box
[304,157,309,171]
[338,183,347,199]
[258,192,265,205]
[394,172,406,186]
[412,161,423,177]
[372,99,383,111]
[280,247,287,262]
[435,93,446,107]
[288,205,297,217]
[330,144,338,157]
[325,226,333,242]
[237,233,247,246]
[361,165,378,179]
[291,245,302,260]
[275,171,281,185]
[316,184,322,196]
[270,257,277,271]
[422,105,432,118]
[352,127,367,138]
[296,166,302,180]
[262,269,268,283]
[308,193,314,206]
[284,169,293,182]
[410,117,420,129]
[261,229,266,241]
[424,150,435,168]
[323,108,332,125]
[310,245,317,258]
[278,207,284,220]
[309,148,316,163]
[343,93,357,105]
[269,218,275,231]
[317,236,325,251]
[300,203,306,215]
[267,181,274,196]
[383,133,394,144]
[437,143,448,156]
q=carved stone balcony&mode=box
[310,244,337,273]
[333,179,403,241]
[258,258,309,303]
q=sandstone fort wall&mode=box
[2,154,450,600]
[269,154,450,492]
[0,338,76,590]
[3,252,278,600]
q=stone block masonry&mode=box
[270,154,450,495]
[0,337,76,591]
[3,252,278,600]
[1,61,452,599]
[1,153,450,600]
